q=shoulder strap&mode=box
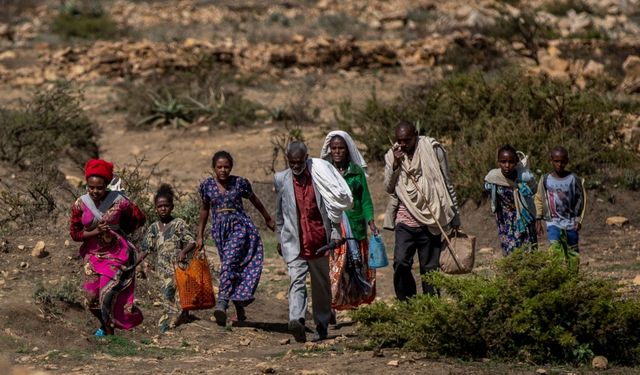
[98,191,124,212]
[80,194,103,220]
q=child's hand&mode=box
[266,217,276,232]
[195,236,204,251]
[535,220,544,235]
[177,249,190,263]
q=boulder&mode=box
[592,355,608,369]
[620,55,640,94]
[31,241,48,258]
[606,216,629,226]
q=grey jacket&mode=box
[274,160,339,263]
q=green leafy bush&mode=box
[52,0,119,39]
[33,278,82,315]
[0,82,99,169]
[336,67,640,202]
[541,0,595,16]
[120,60,260,129]
[352,250,640,365]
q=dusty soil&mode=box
[1,0,640,374]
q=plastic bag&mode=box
[368,234,389,269]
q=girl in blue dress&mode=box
[196,151,275,326]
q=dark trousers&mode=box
[393,223,442,301]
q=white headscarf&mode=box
[320,130,368,175]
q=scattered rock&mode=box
[633,275,640,285]
[65,175,83,187]
[31,241,48,258]
[478,247,493,254]
[606,216,629,226]
[276,291,287,300]
[279,338,290,345]
[256,362,277,374]
[239,338,251,346]
[620,55,640,94]
[300,370,328,375]
[466,10,495,29]
[592,355,608,369]
[64,240,70,247]
[17,245,25,251]
[0,50,16,61]
[387,360,399,367]
[372,347,384,357]
[382,20,405,31]
[582,60,605,79]
[19,262,29,269]
[535,369,547,374]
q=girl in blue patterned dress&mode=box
[196,151,275,326]
[484,145,538,256]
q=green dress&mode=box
[342,162,374,240]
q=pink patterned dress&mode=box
[70,194,145,330]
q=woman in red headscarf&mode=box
[69,159,146,336]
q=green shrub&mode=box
[352,250,640,365]
[335,67,640,202]
[541,0,594,16]
[172,192,202,229]
[0,82,98,169]
[480,10,558,63]
[0,164,63,229]
[33,278,82,315]
[51,0,119,39]
[119,60,260,129]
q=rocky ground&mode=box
[1,0,640,374]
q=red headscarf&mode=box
[85,159,114,183]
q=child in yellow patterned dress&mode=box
[141,184,196,333]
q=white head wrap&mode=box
[319,130,368,175]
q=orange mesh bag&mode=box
[175,249,215,311]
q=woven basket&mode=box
[175,249,215,311]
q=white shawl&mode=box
[309,158,354,223]
[319,130,368,175]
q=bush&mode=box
[119,59,260,129]
[335,67,640,202]
[51,0,119,39]
[480,10,558,63]
[0,164,64,229]
[541,0,595,16]
[0,81,99,169]
[352,250,640,365]
[33,278,82,315]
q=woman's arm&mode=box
[195,201,210,249]
[69,202,107,241]
[249,193,275,231]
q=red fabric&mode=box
[69,200,85,242]
[293,168,327,259]
[85,159,113,182]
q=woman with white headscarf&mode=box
[320,131,377,313]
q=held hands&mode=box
[535,219,544,235]
[368,220,379,236]
[265,216,276,232]
[97,220,109,233]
